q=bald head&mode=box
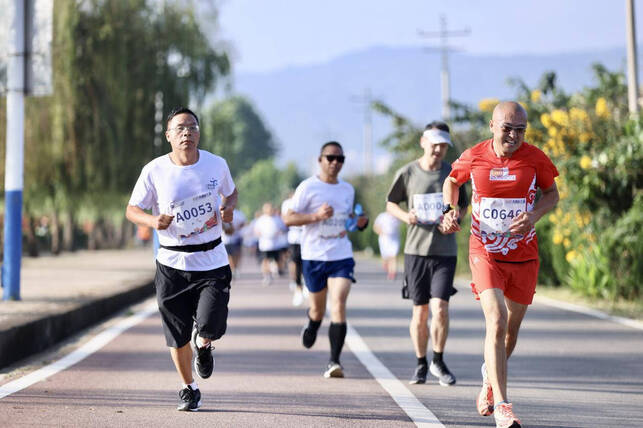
[489,101,528,157]
[492,101,527,122]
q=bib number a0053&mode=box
[479,197,525,238]
[413,193,444,224]
[168,191,218,238]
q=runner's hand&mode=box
[153,214,174,230]
[315,203,333,221]
[357,215,369,229]
[407,209,419,225]
[509,211,534,236]
[439,210,460,234]
[220,205,234,223]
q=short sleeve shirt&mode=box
[374,212,401,240]
[290,176,355,261]
[387,160,468,256]
[449,139,559,261]
[128,150,235,271]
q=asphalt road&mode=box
[1,255,642,427]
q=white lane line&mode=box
[346,323,445,428]
[0,302,158,399]
[534,295,643,331]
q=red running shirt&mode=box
[449,139,559,262]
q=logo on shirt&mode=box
[489,167,516,181]
[207,178,218,189]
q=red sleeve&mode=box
[449,149,473,185]
[534,149,559,190]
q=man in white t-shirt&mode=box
[126,107,238,412]
[283,141,369,378]
[222,208,246,280]
[373,211,401,280]
[254,202,287,285]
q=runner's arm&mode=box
[509,182,559,235]
[283,203,332,226]
[440,177,462,234]
[220,188,238,223]
[386,201,418,225]
[125,205,174,230]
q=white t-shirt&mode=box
[128,150,235,271]
[222,209,246,245]
[254,214,287,252]
[281,198,302,245]
[374,212,401,239]
[290,176,355,261]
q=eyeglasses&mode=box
[499,123,526,133]
[322,154,345,163]
[168,125,200,134]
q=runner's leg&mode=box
[170,343,194,385]
[505,297,528,359]
[429,297,449,352]
[479,288,509,404]
[410,304,429,357]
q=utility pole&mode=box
[351,88,373,176]
[419,15,470,121]
[3,0,26,300]
[626,0,639,116]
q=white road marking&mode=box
[534,295,643,330]
[0,302,158,399]
[346,323,445,427]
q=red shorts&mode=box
[469,252,539,305]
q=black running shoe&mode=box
[177,385,202,411]
[429,360,456,386]
[301,324,318,349]
[409,364,428,384]
[192,327,214,379]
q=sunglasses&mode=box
[499,123,527,133]
[322,154,345,163]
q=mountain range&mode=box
[232,45,636,175]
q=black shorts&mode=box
[403,254,457,305]
[225,241,242,257]
[154,261,232,348]
[289,244,302,263]
[261,249,281,261]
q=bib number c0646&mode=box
[168,192,218,238]
[479,197,525,237]
[413,193,444,224]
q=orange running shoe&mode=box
[477,363,494,416]
[493,402,521,428]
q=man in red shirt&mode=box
[441,101,559,428]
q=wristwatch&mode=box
[442,204,456,215]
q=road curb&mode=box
[0,281,154,369]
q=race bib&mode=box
[413,193,444,224]
[168,192,218,238]
[479,197,525,238]
[320,213,348,239]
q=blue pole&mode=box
[3,0,26,300]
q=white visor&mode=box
[422,129,453,146]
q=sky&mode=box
[216,0,641,73]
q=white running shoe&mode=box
[292,288,304,306]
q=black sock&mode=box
[417,356,428,367]
[307,313,322,331]
[432,351,443,364]
[328,322,347,364]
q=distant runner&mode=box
[282,194,307,306]
[373,211,401,280]
[386,121,468,386]
[441,101,559,428]
[222,208,246,280]
[283,141,369,378]
[126,107,237,412]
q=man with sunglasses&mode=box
[126,107,238,411]
[283,141,368,378]
[386,121,468,387]
[441,101,559,428]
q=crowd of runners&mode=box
[125,101,559,428]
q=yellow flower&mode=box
[548,127,558,137]
[566,250,578,263]
[595,97,610,118]
[548,214,557,223]
[579,155,592,170]
[552,231,563,244]
[478,98,499,113]
[569,107,589,123]
[579,132,592,143]
[540,113,552,128]
[563,238,571,248]
[550,109,569,126]
[531,89,542,103]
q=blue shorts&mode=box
[302,258,356,293]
